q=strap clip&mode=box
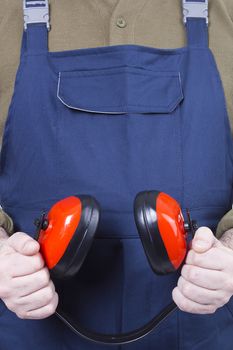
[183,0,208,25]
[23,0,50,30]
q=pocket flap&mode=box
[57,66,184,114]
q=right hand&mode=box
[0,228,58,319]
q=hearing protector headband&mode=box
[34,191,198,345]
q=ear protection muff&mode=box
[134,190,196,275]
[34,191,197,345]
[35,195,100,279]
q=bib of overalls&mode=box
[0,1,233,349]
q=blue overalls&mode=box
[0,0,233,349]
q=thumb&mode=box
[192,227,217,253]
[7,232,40,256]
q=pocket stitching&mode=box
[57,69,184,114]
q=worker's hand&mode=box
[172,227,233,314]
[0,228,58,319]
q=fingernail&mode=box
[194,240,208,249]
[27,241,38,251]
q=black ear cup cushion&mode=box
[134,191,175,275]
[51,196,100,279]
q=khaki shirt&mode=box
[0,0,233,236]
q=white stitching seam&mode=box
[57,72,126,115]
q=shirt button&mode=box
[116,16,127,28]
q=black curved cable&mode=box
[55,301,177,345]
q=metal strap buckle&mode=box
[183,0,208,25]
[23,0,50,30]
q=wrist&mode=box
[219,228,233,250]
[0,227,8,242]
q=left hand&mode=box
[172,227,233,314]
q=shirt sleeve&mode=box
[224,0,233,22]
[0,209,14,236]
[216,208,233,238]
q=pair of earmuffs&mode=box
[34,190,198,345]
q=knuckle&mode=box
[47,288,55,302]
[44,269,51,283]
[10,232,21,241]
[12,298,21,307]
[5,300,15,311]
[9,232,27,246]
[39,268,50,285]
[198,305,216,314]
[0,285,11,299]
[189,267,198,282]
[179,298,189,312]
[172,288,178,303]
[44,285,55,303]
[225,278,233,293]
[185,251,193,264]
[17,311,27,319]
[207,306,217,314]
[13,297,27,307]
[0,286,5,298]
[178,303,186,312]
[215,294,225,304]
[46,302,56,315]
[52,293,59,309]
[220,294,231,306]
[33,254,44,271]
[190,251,199,265]
[182,283,191,297]
[184,266,197,282]
[181,265,189,278]
[224,294,231,304]
[49,280,55,291]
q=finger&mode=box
[16,281,55,311]
[7,232,40,256]
[181,264,227,290]
[11,268,50,297]
[172,287,217,314]
[10,253,44,277]
[192,227,216,253]
[18,293,59,320]
[177,276,229,306]
[185,247,229,271]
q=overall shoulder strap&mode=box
[182,0,209,48]
[22,0,209,53]
[23,0,50,54]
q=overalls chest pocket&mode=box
[57,66,183,114]
[56,65,184,210]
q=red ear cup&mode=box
[134,191,187,275]
[36,195,100,279]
